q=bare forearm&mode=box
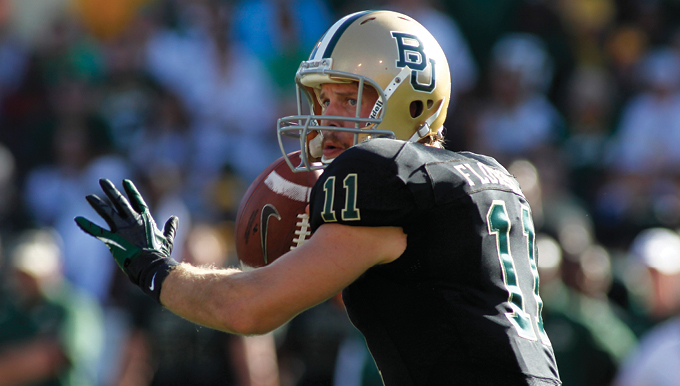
[159,263,297,335]
[160,264,247,334]
[157,224,406,335]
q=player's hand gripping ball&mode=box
[235,152,322,268]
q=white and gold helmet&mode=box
[277,10,451,172]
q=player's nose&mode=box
[319,116,345,129]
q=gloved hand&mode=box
[75,179,179,304]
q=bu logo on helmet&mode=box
[391,32,436,92]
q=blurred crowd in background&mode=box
[2,0,680,385]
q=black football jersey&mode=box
[309,138,561,386]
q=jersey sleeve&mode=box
[309,145,416,230]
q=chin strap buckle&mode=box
[408,100,445,142]
[409,123,431,142]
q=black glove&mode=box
[75,179,179,304]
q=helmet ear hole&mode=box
[427,99,434,109]
[410,100,424,118]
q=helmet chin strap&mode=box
[308,131,324,159]
[369,67,412,121]
[309,132,337,164]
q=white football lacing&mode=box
[291,213,312,250]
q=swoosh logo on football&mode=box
[260,204,281,265]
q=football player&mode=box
[76,10,561,385]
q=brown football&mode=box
[235,151,322,268]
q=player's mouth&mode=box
[322,141,347,160]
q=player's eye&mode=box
[348,98,358,107]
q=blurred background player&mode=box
[0,228,104,386]
[614,228,680,386]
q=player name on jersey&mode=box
[452,161,524,197]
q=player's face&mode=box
[317,83,379,160]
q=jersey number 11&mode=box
[487,200,551,346]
